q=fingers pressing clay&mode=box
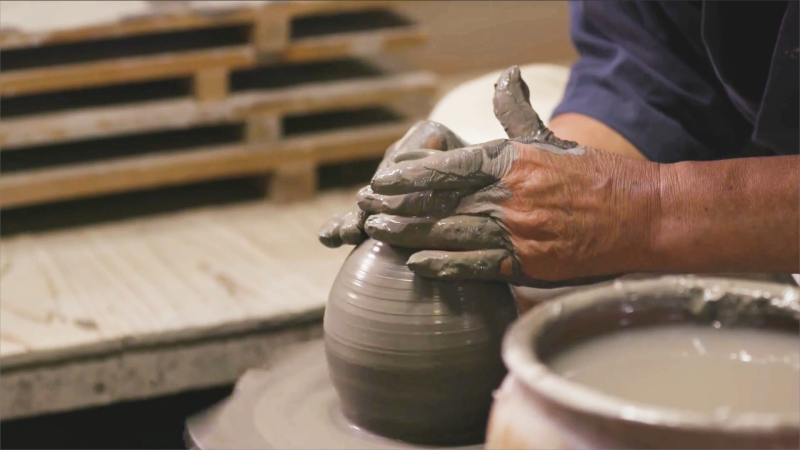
[407,249,517,282]
[364,214,509,250]
[371,141,517,195]
[318,213,345,248]
[407,249,620,288]
[319,120,470,250]
[357,186,466,218]
[339,209,367,246]
[380,120,467,171]
[318,208,367,248]
[398,120,466,151]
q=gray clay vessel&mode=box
[324,238,519,446]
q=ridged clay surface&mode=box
[324,239,518,446]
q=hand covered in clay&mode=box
[362,66,660,288]
[317,120,468,248]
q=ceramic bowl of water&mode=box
[486,276,800,449]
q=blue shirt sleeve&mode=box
[551,1,752,162]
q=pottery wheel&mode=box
[185,340,484,450]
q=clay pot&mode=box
[324,239,518,446]
[486,276,800,449]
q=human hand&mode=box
[361,66,660,287]
[317,120,467,248]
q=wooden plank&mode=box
[278,27,429,64]
[0,71,437,148]
[0,25,428,97]
[261,0,404,18]
[251,6,290,54]
[0,2,255,50]
[0,121,413,208]
[0,46,256,97]
[268,160,319,203]
[244,112,281,143]
[0,0,404,50]
[193,67,230,102]
[245,109,292,201]
[0,187,359,418]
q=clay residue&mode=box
[679,278,800,325]
[317,120,468,249]
[370,140,516,196]
[364,214,509,251]
[356,186,466,219]
[73,318,99,330]
[406,248,515,281]
[494,65,580,151]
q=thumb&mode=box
[493,65,547,139]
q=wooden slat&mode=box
[262,0,405,18]
[193,67,230,102]
[0,26,428,97]
[251,6,290,54]
[268,160,319,203]
[0,71,437,149]
[0,46,256,97]
[0,121,413,208]
[278,27,429,64]
[0,0,404,50]
[245,112,282,144]
[0,5,256,51]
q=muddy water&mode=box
[546,324,800,415]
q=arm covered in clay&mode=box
[363,67,800,286]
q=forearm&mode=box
[649,155,800,273]
[549,113,648,161]
[552,112,799,274]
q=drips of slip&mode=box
[546,324,800,416]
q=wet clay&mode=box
[318,121,467,249]
[547,324,800,416]
[324,239,518,446]
[185,340,483,450]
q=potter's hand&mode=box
[362,66,659,288]
[318,120,466,248]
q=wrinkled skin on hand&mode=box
[363,66,660,287]
[317,120,467,248]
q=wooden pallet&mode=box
[0,1,428,96]
[0,1,437,209]
[1,61,436,208]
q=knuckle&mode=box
[409,120,442,139]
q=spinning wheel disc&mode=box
[185,340,484,450]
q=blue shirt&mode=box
[552,1,799,162]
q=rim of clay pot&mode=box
[502,275,800,436]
